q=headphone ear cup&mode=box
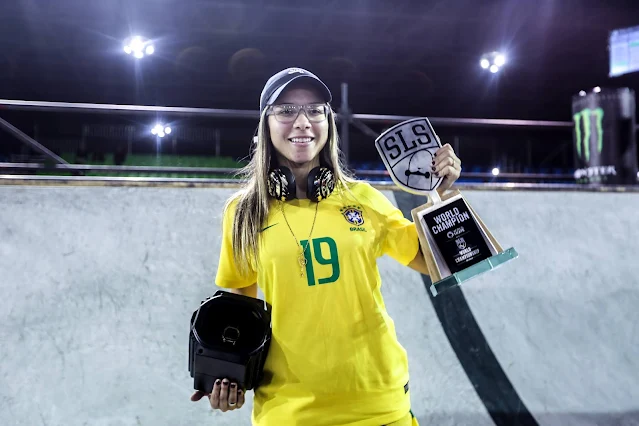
[268,167,297,201]
[307,167,336,202]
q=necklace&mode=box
[279,201,319,278]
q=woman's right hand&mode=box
[190,378,245,412]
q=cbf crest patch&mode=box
[340,205,365,226]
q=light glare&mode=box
[152,124,172,138]
[480,51,507,73]
[123,36,155,59]
[131,37,143,50]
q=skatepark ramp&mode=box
[1,178,637,426]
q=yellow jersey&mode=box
[216,181,420,426]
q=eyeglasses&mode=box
[267,103,329,124]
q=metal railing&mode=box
[0,161,580,188]
[0,88,637,188]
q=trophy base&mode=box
[429,247,519,296]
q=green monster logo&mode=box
[573,107,604,161]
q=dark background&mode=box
[0,0,637,173]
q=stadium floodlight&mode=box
[123,36,155,59]
[480,51,507,73]
[492,167,500,176]
[593,86,601,93]
[151,124,171,138]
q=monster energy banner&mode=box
[572,88,638,185]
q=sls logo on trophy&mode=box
[375,118,443,194]
[375,117,519,296]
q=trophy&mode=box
[375,118,518,296]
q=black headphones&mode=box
[268,164,336,202]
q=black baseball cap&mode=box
[259,67,332,114]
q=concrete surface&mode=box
[0,183,637,426]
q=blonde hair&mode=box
[224,106,357,277]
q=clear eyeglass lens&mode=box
[271,104,327,123]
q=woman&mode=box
[191,68,462,425]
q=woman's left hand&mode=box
[433,143,462,192]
